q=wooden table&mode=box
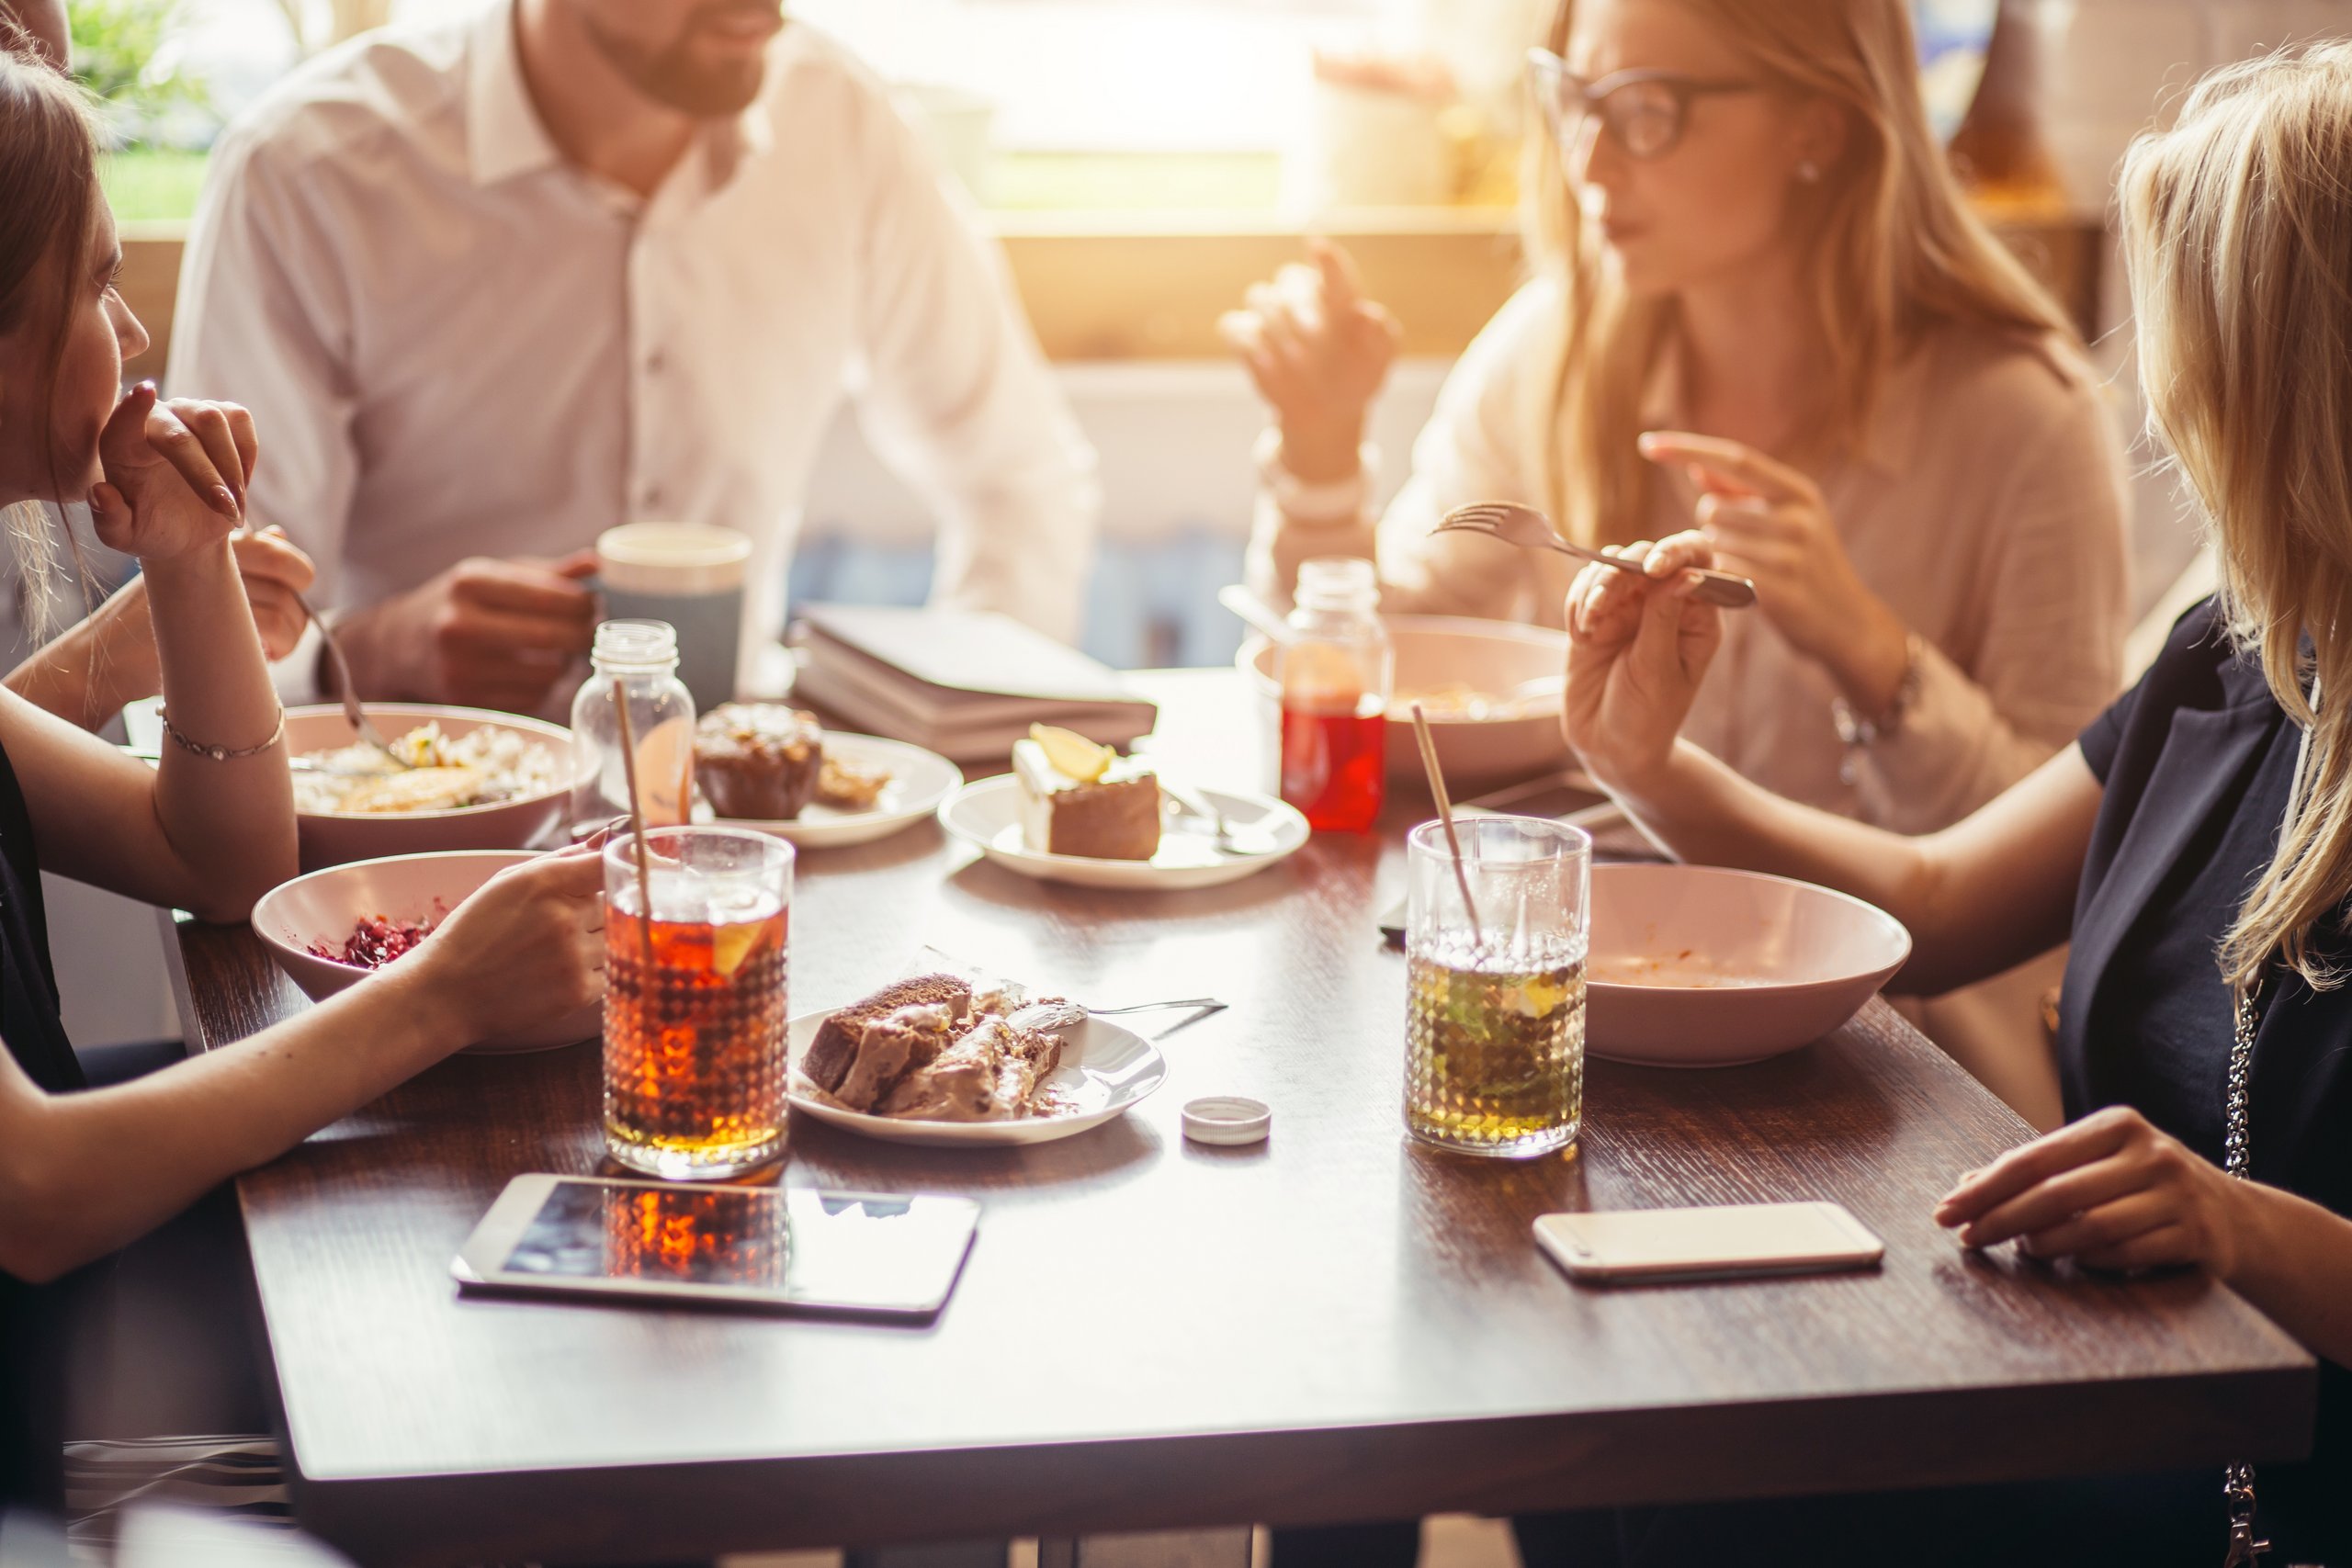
[166,672,2314,1568]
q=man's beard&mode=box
[582,2,781,117]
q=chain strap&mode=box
[2226,987,2259,1183]
[2222,986,2268,1567]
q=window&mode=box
[795,0,1401,153]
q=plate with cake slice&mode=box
[693,704,962,849]
[936,725,1310,890]
[787,973,1169,1146]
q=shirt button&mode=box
[644,350,666,375]
[640,487,664,510]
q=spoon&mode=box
[1216,584,1296,645]
[1435,502,1758,609]
[1161,781,1286,856]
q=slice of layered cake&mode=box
[798,973,1074,1122]
[798,974,972,1109]
[1012,724,1161,861]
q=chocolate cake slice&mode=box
[831,1004,960,1111]
[876,1016,1066,1122]
[800,974,972,1101]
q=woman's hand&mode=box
[232,527,315,661]
[401,848,607,1048]
[87,383,258,565]
[1219,238,1402,484]
[1935,1106,2248,1278]
[1637,431,1912,715]
[1562,531,1723,794]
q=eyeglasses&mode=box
[1525,49,1760,161]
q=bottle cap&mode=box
[1295,556,1380,613]
[592,618,679,671]
[1182,1096,1272,1146]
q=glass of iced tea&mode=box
[602,826,793,1180]
[1405,816,1589,1158]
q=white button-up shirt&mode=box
[169,2,1098,695]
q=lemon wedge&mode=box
[1510,977,1569,1019]
[710,919,767,978]
[1030,723,1114,784]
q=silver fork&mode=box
[245,522,408,767]
[1436,502,1758,609]
[1010,996,1228,1044]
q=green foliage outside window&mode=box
[68,0,211,145]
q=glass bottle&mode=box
[1276,558,1392,832]
[571,620,697,834]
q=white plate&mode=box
[937,777,1308,890]
[704,733,961,850]
[785,1010,1167,1147]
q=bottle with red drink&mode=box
[1276,558,1391,831]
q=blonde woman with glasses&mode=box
[1543,40,2352,1566]
[1227,0,2130,1133]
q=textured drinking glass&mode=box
[1405,817,1589,1158]
[603,827,793,1179]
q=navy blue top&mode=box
[1,729,80,1510]
[2067,599,2346,1557]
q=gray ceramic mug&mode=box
[594,522,752,713]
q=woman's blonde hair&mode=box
[2123,44,2352,992]
[1524,0,2077,547]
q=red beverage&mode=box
[1281,705,1386,831]
[603,902,790,1179]
[604,1184,784,1287]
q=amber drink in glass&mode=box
[603,827,793,1179]
[1405,817,1589,1158]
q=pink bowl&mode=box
[251,851,598,1055]
[1240,615,1570,790]
[286,704,572,871]
[1586,863,1912,1066]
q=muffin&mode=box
[695,704,823,820]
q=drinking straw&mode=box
[610,686,658,966]
[1410,703,1483,947]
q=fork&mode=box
[1008,995,1228,1044]
[245,522,408,767]
[1436,502,1758,609]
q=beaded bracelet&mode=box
[157,706,285,761]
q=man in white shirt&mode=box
[171,0,1098,713]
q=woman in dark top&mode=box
[0,33,606,1510]
[1554,42,2352,1567]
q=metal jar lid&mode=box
[1182,1096,1272,1146]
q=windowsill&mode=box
[112,202,2101,376]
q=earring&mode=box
[1797,160,1824,184]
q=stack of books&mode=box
[788,605,1158,762]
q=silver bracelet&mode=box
[1254,426,1379,525]
[157,706,286,761]
[1830,633,1924,786]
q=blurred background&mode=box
[15,0,2352,1048]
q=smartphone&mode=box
[1534,1201,1883,1285]
[1457,770,1613,822]
[452,1174,979,1319]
